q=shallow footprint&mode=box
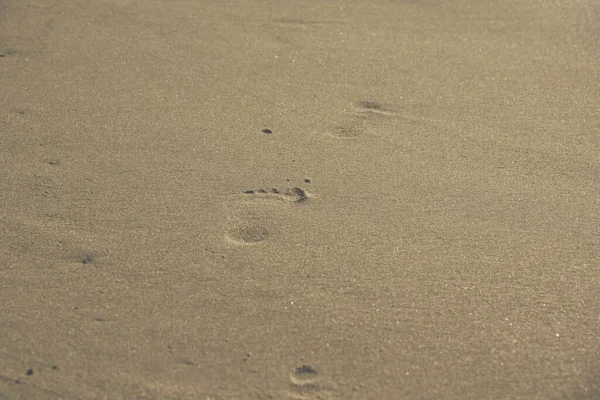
[223,187,312,245]
[322,100,401,140]
[283,365,335,399]
[327,114,369,140]
[243,187,311,202]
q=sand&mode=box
[1,0,599,399]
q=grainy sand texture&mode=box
[1,0,599,399]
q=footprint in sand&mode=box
[283,364,335,399]
[223,187,312,245]
[324,100,401,140]
[0,49,17,58]
[243,187,311,203]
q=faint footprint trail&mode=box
[223,187,312,245]
[284,364,335,400]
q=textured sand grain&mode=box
[1,1,599,399]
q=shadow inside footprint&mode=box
[358,99,383,110]
[0,49,17,58]
[356,99,400,116]
[288,364,328,396]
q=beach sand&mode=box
[1,0,599,398]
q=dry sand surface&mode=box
[1,0,599,399]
